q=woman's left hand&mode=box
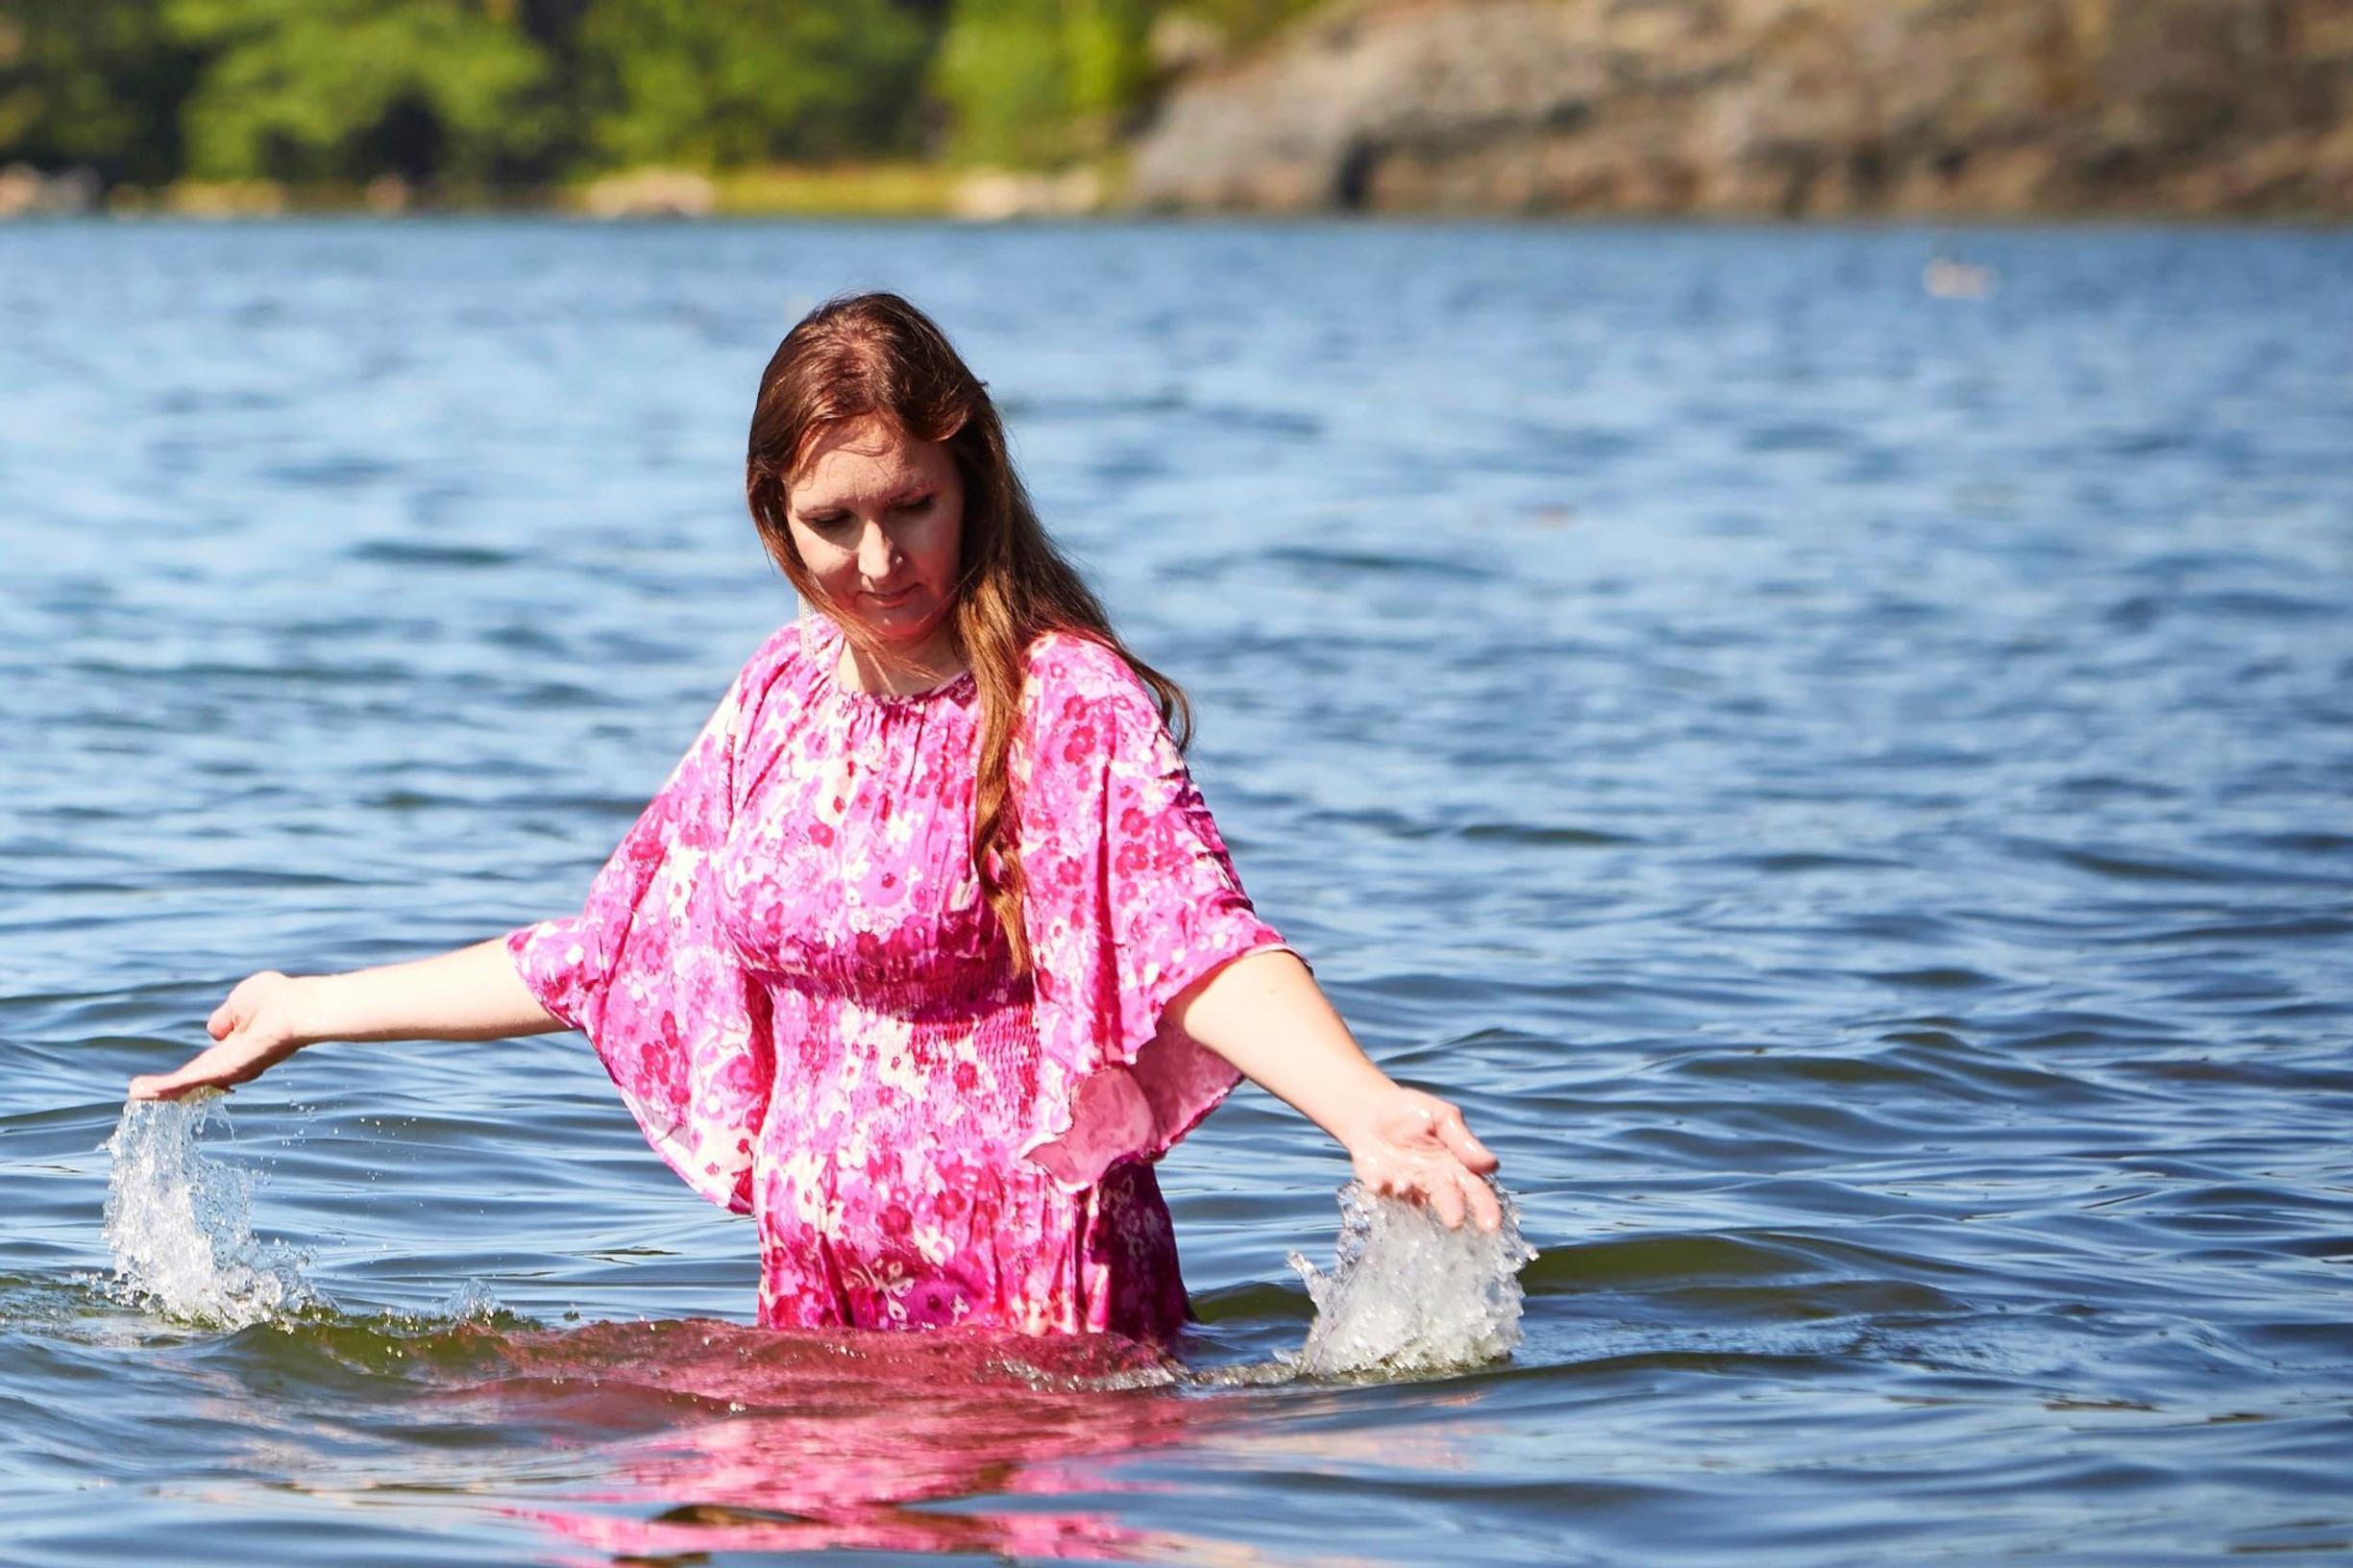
[1345,1086,1504,1232]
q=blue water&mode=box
[3,217,2351,1565]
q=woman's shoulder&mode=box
[725,618,808,694]
[725,617,828,732]
[1021,628,1149,704]
[754,615,821,674]
[1025,630,1143,692]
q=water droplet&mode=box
[102,1093,319,1327]
[1286,1179,1535,1377]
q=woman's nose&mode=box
[857,521,898,580]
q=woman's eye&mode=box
[894,496,933,513]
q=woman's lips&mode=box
[866,586,918,606]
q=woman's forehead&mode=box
[791,418,953,503]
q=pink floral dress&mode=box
[505,616,1291,1340]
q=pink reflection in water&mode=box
[434,1317,1250,1560]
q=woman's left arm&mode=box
[1167,947,1504,1231]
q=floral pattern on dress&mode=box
[506,615,1289,1339]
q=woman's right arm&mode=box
[126,936,564,1102]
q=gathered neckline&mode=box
[798,615,977,708]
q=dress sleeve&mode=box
[1016,634,1298,1191]
[503,634,787,1215]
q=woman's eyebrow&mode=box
[797,484,931,520]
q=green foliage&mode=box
[0,0,1279,191]
[163,0,552,183]
[1172,0,1322,51]
[575,0,933,169]
[0,0,201,184]
[934,0,1156,165]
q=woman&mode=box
[130,292,1501,1341]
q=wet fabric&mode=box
[506,616,1289,1337]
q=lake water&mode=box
[3,217,2350,1565]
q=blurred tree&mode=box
[575,0,935,168]
[1170,0,1320,50]
[934,0,1156,164]
[0,0,202,184]
[164,0,554,184]
[0,0,1336,192]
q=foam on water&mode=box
[1286,1180,1535,1377]
[103,1092,319,1328]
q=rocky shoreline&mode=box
[12,1,2346,223]
[1127,0,2353,217]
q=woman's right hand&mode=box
[128,970,315,1102]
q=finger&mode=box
[208,996,236,1040]
[1428,1170,1467,1230]
[131,1041,248,1101]
[129,1070,210,1102]
[130,1065,207,1101]
[1433,1104,1498,1174]
[1464,1170,1504,1234]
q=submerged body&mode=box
[125,294,1503,1320]
[507,616,1290,1337]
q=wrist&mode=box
[1329,1073,1402,1156]
[283,974,334,1047]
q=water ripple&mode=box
[2,219,2348,1566]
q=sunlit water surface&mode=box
[3,218,2349,1565]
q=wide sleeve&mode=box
[1015,634,1298,1191]
[503,635,788,1215]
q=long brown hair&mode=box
[744,291,1190,974]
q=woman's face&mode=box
[784,415,965,658]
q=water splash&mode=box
[436,1278,507,1325]
[1287,1180,1534,1377]
[103,1091,319,1328]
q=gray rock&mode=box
[0,163,103,219]
[1126,0,2353,215]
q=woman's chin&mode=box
[841,601,952,653]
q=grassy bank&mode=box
[50,160,1121,221]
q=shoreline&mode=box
[7,162,2350,227]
